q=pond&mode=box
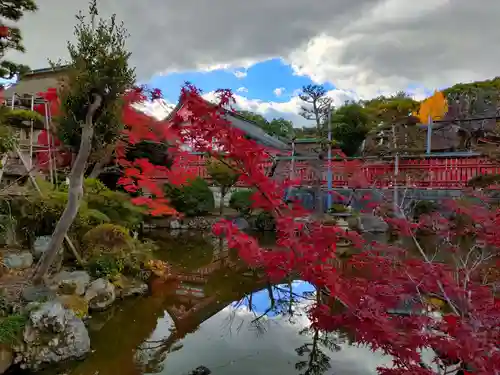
[38,231,398,375]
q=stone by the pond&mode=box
[3,251,33,270]
[358,214,389,233]
[0,344,12,374]
[56,295,89,319]
[21,286,56,303]
[84,278,115,311]
[188,366,211,375]
[170,219,182,229]
[232,217,249,230]
[15,301,90,370]
[32,236,51,259]
[115,277,148,299]
[51,271,90,296]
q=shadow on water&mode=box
[46,231,393,375]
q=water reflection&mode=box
[61,232,393,375]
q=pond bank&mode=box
[0,268,151,374]
[14,231,397,375]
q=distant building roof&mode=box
[168,97,290,152]
[3,65,69,98]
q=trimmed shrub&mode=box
[164,177,214,216]
[229,189,254,216]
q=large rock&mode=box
[51,271,90,296]
[56,295,89,319]
[358,214,389,233]
[84,278,115,311]
[3,251,33,270]
[32,236,51,259]
[21,286,56,303]
[113,276,148,299]
[14,301,90,370]
[232,217,249,230]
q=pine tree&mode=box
[32,0,135,283]
[0,0,37,80]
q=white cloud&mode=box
[273,87,285,97]
[233,70,248,79]
[236,86,248,93]
[133,99,174,120]
[10,0,500,98]
[202,89,356,127]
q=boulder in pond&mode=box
[113,276,148,299]
[232,217,249,230]
[21,286,56,303]
[56,295,89,319]
[51,271,90,296]
[32,236,51,259]
[358,213,389,233]
[14,301,90,370]
[84,278,115,311]
[3,251,33,270]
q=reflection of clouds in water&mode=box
[135,294,395,375]
[233,281,316,318]
[134,311,175,373]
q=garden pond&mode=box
[31,231,403,375]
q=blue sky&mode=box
[145,58,432,127]
[149,58,334,105]
[145,58,350,127]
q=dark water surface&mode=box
[52,232,396,375]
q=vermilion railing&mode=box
[185,154,500,189]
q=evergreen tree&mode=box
[0,0,37,80]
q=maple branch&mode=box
[397,205,461,316]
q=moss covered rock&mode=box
[56,295,89,319]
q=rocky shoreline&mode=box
[0,269,149,373]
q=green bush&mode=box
[82,223,133,258]
[84,178,145,230]
[164,177,214,216]
[6,179,109,246]
[86,255,125,279]
[229,189,254,216]
[413,201,439,219]
[327,204,348,214]
[83,223,156,279]
[0,313,28,345]
[254,211,276,231]
[3,178,145,247]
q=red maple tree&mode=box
[39,84,499,374]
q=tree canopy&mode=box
[237,110,294,139]
[0,0,37,79]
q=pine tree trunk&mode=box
[32,94,102,284]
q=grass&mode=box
[0,313,28,345]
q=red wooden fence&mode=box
[185,155,500,189]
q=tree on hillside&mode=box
[237,110,268,128]
[237,110,294,139]
[299,84,332,131]
[363,92,419,125]
[0,0,37,79]
[293,126,319,139]
[32,0,135,283]
[267,117,294,139]
[329,102,371,156]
